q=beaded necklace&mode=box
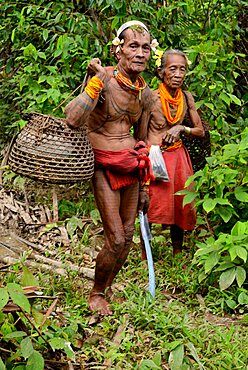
[159,83,184,125]
[113,68,147,101]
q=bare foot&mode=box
[88,293,113,316]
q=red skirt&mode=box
[147,146,196,230]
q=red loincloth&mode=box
[147,146,196,230]
[93,141,153,190]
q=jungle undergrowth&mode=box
[0,184,247,369]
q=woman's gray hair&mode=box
[157,49,188,80]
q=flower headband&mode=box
[112,20,159,53]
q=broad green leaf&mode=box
[4,331,27,339]
[168,344,184,370]
[228,93,241,106]
[26,350,44,370]
[218,206,233,223]
[198,271,208,283]
[231,221,247,236]
[0,288,9,311]
[234,187,248,202]
[216,198,232,206]
[49,337,66,350]
[66,216,83,236]
[219,92,231,105]
[21,265,39,287]
[0,357,5,370]
[23,43,38,60]
[153,351,162,366]
[38,76,47,83]
[236,247,247,262]
[182,192,197,207]
[54,49,62,58]
[226,299,237,309]
[7,283,30,314]
[204,251,219,274]
[235,266,246,287]
[203,198,217,213]
[204,102,214,110]
[38,52,46,60]
[238,292,248,305]
[229,246,238,261]
[219,267,236,290]
[21,337,34,359]
[1,322,13,336]
[195,100,204,109]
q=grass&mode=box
[5,239,245,370]
[0,184,247,369]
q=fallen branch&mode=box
[10,233,57,256]
[0,255,94,279]
[1,238,95,279]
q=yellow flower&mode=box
[153,49,164,67]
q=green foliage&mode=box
[0,1,247,367]
[0,0,246,147]
[0,266,79,368]
[179,128,248,308]
[193,221,248,309]
[183,127,248,233]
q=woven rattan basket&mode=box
[8,112,94,184]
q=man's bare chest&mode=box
[98,80,143,122]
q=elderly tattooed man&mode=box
[65,21,156,315]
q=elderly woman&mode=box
[146,49,205,256]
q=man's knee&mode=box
[124,224,135,245]
[107,232,125,255]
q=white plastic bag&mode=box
[149,145,169,182]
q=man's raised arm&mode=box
[65,58,106,128]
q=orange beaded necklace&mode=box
[114,68,147,100]
[159,83,184,125]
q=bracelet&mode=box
[184,126,191,135]
[84,76,104,99]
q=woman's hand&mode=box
[162,125,184,145]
